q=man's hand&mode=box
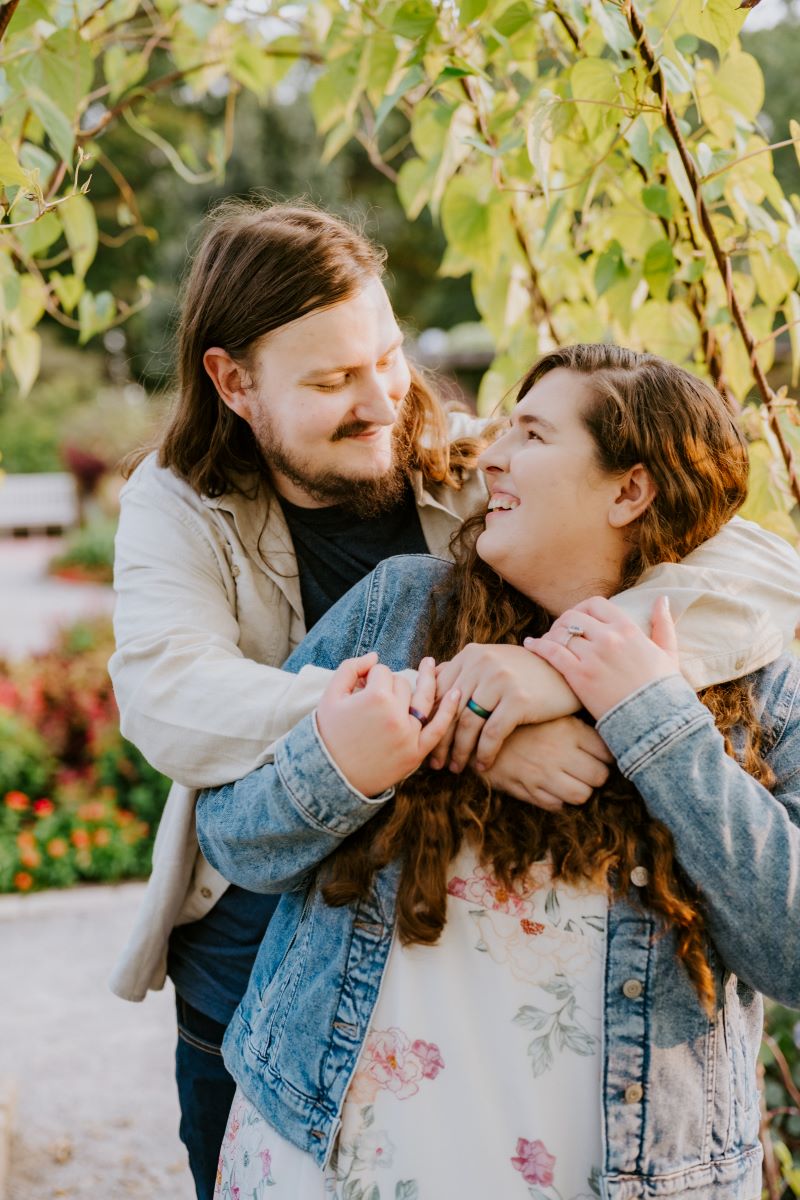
[482,718,613,810]
[430,643,578,774]
[316,653,460,797]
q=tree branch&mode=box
[0,0,21,45]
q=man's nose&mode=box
[353,375,398,426]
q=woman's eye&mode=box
[527,429,543,442]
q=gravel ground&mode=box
[1,884,193,1199]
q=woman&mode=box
[198,345,800,1200]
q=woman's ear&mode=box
[203,347,254,421]
[608,464,657,528]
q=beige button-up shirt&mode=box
[108,411,800,1001]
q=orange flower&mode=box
[71,829,91,849]
[16,830,36,850]
[77,801,107,822]
[46,838,68,859]
[93,828,111,848]
[115,809,135,826]
[33,798,55,817]
[19,847,41,869]
[5,791,29,811]
[13,871,33,891]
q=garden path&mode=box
[1,881,192,1199]
[0,538,114,661]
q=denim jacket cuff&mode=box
[597,674,713,779]
[274,712,394,836]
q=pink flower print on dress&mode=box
[260,1148,273,1181]
[447,864,532,915]
[411,1039,445,1079]
[511,1137,556,1187]
[362,1027,424,1099]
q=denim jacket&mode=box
[196,555,800,1200]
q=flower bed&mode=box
[0,620,169,893]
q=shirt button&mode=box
[200,886,213,899]
[624,1083,644,1104]
[734,656,746,671]
[630,866,649,887]
[231,565,240,578]
[622,979,643,1000]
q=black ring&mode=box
[408,706,429,726]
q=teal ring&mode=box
[466,697,494,720]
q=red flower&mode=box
[71,829,91,849]
[511,1138,556,1187]
[411,1040,445,1080]
[46,837,68,859]
[13,871,33,891]
[33,798,55,817]
[5,791,29,811]
[520,919,545,936]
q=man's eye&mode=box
[527,430,543,441]
[315,377,347,391]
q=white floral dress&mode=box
[215,846,607,1200]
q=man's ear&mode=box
[203,347,253,421]
[608,464,657,528]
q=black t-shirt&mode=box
[279,486,428,629]
[167,485,429,1025]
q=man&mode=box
[109,200,800,1200]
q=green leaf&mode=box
[642,184,673,220]
[49,272,84,315]
[8,330,41,399]
[785,291,800,388]
[180,2,221,38]
[230,41,275,100]
[643,238,677,300]
[375,64,426,132]
[751,247,797,309]
[103,47,148,103]
[526,90,558,204]
[570,58,618,139]
[27,88,74,165]
[441,174,492,267]
[459,0,489,25]
[528,1034,554,1077]
[60,193,98,279]
[392,0,437,41]
[632,300,699,362]
[791,120,800,171]
[493,1,530,39]
[625,116,652,174]
[396,157,435,220]
[595,240,628,297]
[395,1183,419,1200]
[681,0,746,54]
[15,209,61,257]
[0,136,31,188]
[19,31,93,120]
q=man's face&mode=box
[238,279,413,513]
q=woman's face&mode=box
[475,368,633,614]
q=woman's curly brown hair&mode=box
[323,345,772,1016]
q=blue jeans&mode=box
[175,995,236,1200]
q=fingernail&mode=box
[475,761,486,772]
[449,761,461,774]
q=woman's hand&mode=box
[482,718,613,810]
[523,595,680,721]
[429,643,579,773]
[316,653,460,798]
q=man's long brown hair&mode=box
[127,199,478,495]
[323,344,772,1015]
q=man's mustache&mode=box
[331,420,390,441]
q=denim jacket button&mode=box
[624,1083,644,1104]
[630,866,649,887]
[622,978,643,1000]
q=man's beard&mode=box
[251,404,414,519]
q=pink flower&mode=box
[411,1039,445,1080]
[447,876,468,899]
[511,1138,556,1187]
[260,1149,272,1180]
[362,1028,423,1099]
[447,865,530,915]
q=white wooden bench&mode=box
[0,473,80,535]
